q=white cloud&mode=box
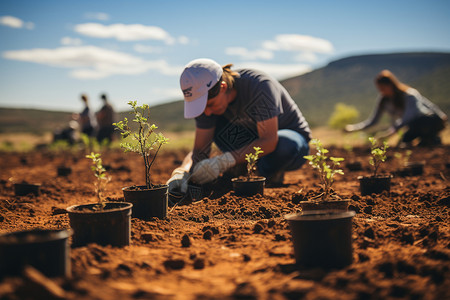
[151,87,182,100]
[74,23,175,43]
[263,34,334,54]
[234,62,311,80]
[61,37,83,46]
[84,12,110,21]
[177,36,189,45]
[225,47,273,60]
[133,44,163,54]
[0,15,34,29]
[2,46,182,79]
[294,51,318,63]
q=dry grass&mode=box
[1,126,449,152]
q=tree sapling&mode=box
[304,139,344,201]
[114,101,168,189]
[86,152,110,209]
[368,137,388,177]
[245,147,264,179]
[394,150,412,167]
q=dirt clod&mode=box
[181,234,191,247]
[163,259,185,270]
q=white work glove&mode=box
[191,152,236,184]
[166,169,189,195]
[344,124,357,132]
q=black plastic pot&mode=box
[405,162,424,176]
[300,199,349,211]
[0,229,71,278]
[122,185,168,220]
[66,202,132,248]
[231,177,266,197]
[346,161,363,171]
[14,183,40,196]
[57,166,72,177]
[358,175,392,196]
[285,210,356,269]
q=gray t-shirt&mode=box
[195,69,311,151]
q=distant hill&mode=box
[0,108,72,134]
[282,52,450,126]
[1,52,449,133]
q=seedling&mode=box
[245,147,264,178]
[304,139,344,201]
[368,137,388,177]
[113,101,168,189]
[86,152,110,209]
[394,150,412,166]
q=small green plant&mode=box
[113,101,168,189]
[394,150,412,166]
[328,103,360,129]
[245,147,264,178]
[343,143,353,154]
[304,139,344,201]
[368,137,388,177]
[86,152,110,209]
[80,133,100,153]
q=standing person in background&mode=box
[78,94,96,137]
[96,93,115,144]
[345,70,447,146]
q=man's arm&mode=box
[231,116,279,163]
[191,127,215,171]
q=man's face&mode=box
[203,83,228,116]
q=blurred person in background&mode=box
[96,93,115,144]
[166,58,311,200]
[78,93,96,137]
[345,70,447,147]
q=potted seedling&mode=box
[114,101,169,220]
[298,139,349,211]
[343,144,362,171]
[66,152,132,247]
[231,147,266,196]
[0,228,72,278]
[285,140,355,269]
[395,150,424,176]
[50,140,73,177]
[358,137,392,196]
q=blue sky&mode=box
[0,0,449,113]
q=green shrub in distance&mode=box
[328,103,360,129]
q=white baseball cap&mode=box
[180,58,223,119]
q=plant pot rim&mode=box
[231,176,266,183]
[0,228,72,245]
[122,184,169,192]
[14,182,41,187]
[405,161,425,167]
[357,175,393,180]
[66,202,132,214]
[285,210,355,221]
[300,198,350,204]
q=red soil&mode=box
[0,145,449,299]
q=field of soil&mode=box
[0,145,449,299]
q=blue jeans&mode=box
[256,129,309,178]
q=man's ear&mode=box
[220,81,227,91]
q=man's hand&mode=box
[167,169,189,196]
[344,124,357,132]
[191,152,236,184]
